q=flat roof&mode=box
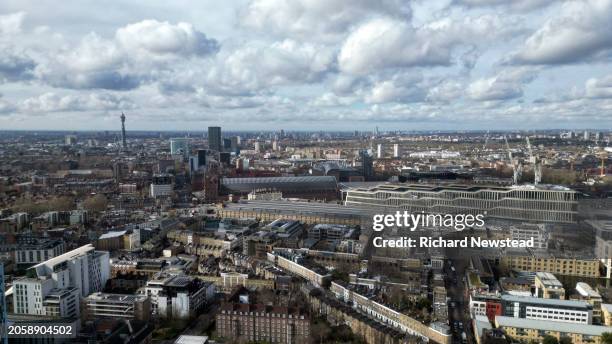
[496,316,612,336]
[345,183,574,193]
[174,335,209,344]
[501,294,590,309]
[221,176,337,192]
[32,244,95,268]
[222,200,373,217]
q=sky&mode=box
[0,0,611,131]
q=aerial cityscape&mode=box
[1,1,612,344]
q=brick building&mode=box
[216,303,310,344]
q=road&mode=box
[444,255,475,344]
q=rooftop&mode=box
[501,294,591,309]
[496,316,612,336]
[32,244,96,269]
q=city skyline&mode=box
[0,0,612,130]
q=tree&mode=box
[83,194,108,212]
[601,332,612,344]
[542,335,559,344]
[416,297,431,311]
[559,336,572,344]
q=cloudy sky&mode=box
[1,0,611,131]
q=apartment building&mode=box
[216,303,310,344]
[496,316,612,344]
[266,249,330,287]
[501,252,600,277]
[330,281,452,344]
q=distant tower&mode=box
[208,126,222,152]
[120,112,127,149]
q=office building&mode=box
[0,263,6,344]
[13,277,80,319]
[501,294,593,324]
[344,183,578,223]
[307,224,357,241]
[150,174,174,198]
[84,292,150,321]
[495,316,612,344]
[393,143,400,158]
[31,244,110,297]
[534,272,565,299]
[15,238,65,268]
[120,112,127,149]
[589,220,612,278]
[217,303,310,344]
[469,293,502,321]
[221,176,338,200]
[197,149,207,168]
[223,138,232,151]
[170,138,190,159]
[208,126,222,152]
[576,282,603,324]
[358,149,373,180]
[145,273,215,319]
[64,135,77,145]
[510,223,549,249]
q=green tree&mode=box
[559,336,572,344]
[601,332,612,344]
[542,335,559,344]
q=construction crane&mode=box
[526,136,542,185]
[504,135,522,185]
[483,130,490,150]
[599,150,608,177]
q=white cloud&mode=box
[20,92,134,113]
[453,0,555,11]
[585,75,612,99]
[115,20,219,57]
[467,68,537,101]
[338,18,450,75]
[0,94,16,114]
[240,0,411,42]
[34,20,219,90]
[310,92,354,107]
[203,39,335,95]
[338,14,522,75]
[364,73,426,104]
[427,80,464,103]
[0,11,25,36]
[511,0,612,64]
